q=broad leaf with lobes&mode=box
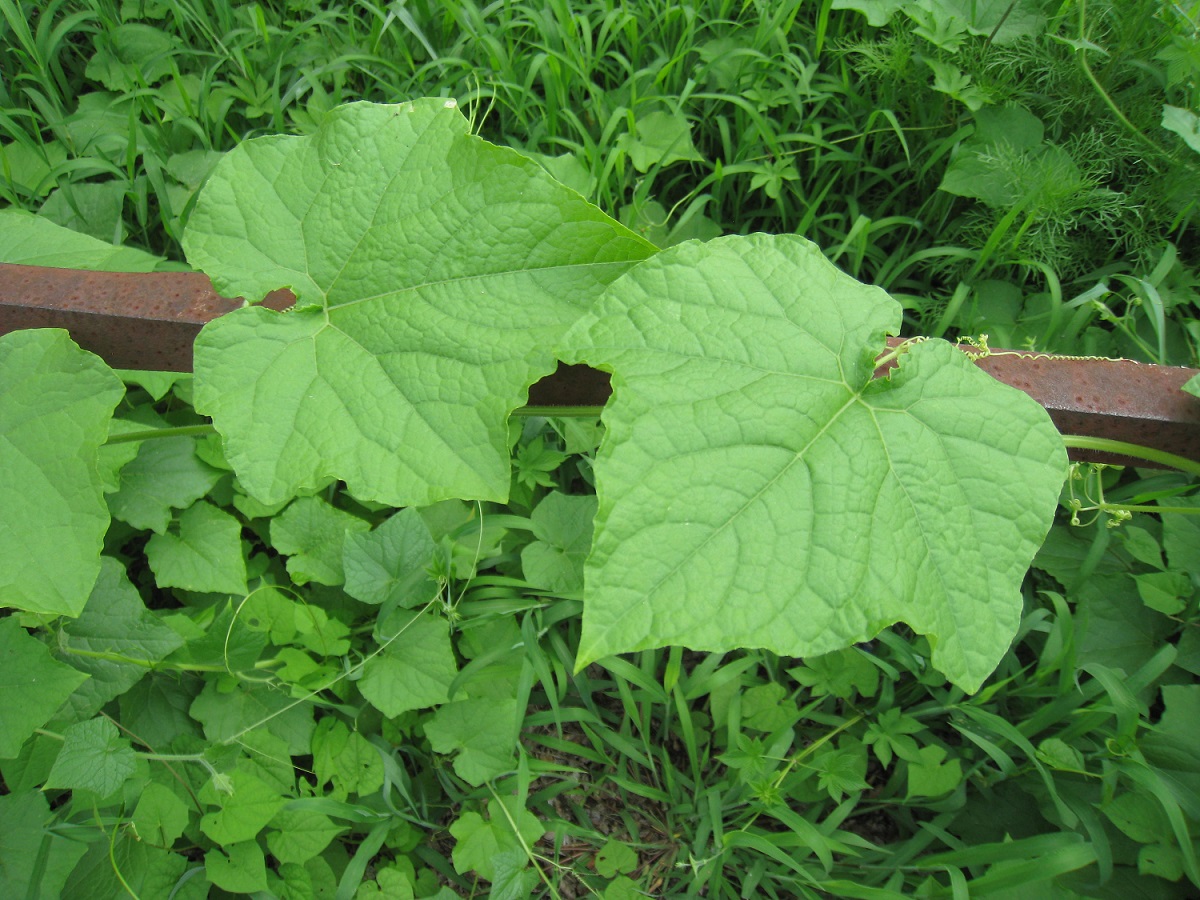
[183,100,1066,691]
[560,234,1066,691]
[184,99,655,507]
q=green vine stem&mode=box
[105,423,216,444]
[1061,435,1200,479]
[103,410,607,446]
[873,337,926,370]
[35,729,223,780]
[513,405,606,418]
[103,419,1200,487]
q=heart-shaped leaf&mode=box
[184,99,655,506]
[561,234,1066,691]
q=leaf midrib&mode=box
[326,257,644,313]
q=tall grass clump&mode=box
[3,1,1198,361]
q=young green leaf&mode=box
[741,682,793,733]
[816,739,870,802]
[266,808,344,865]
[863,708,925,768]
[424,698,519,786]
[450,796,544,881]
[1162,105,1200,155]
[788,648,880,700]
[44,717,138,797]
[521,491,597,593]
[603,876,644,900]
[1077,579,1175,673]
[906,744,964,799]
[168,598,268,673]
[1140,685,1200,822]
[561,234,1066,691]
[616,109,705,173]
[489,852,542,900]
[0,329,124,615]
[184,99,655,506]
[235,729,296,795]
[1134,571,1190,616]
[113,841,197,900]
[595,839,639,878]
[1162,495,1200,573]
[190,679,315,755]
[270,495,370,586]
[359,611,458,717]
[311,718,385,800]
[132,782,191,847]
[145,500,249,595]
[205,840,268,893]
[1035,737,1085,773]
[354,865,417,899]
[117,678,201,751]
[343,508,439,607]
[106,435,224,534]
[277,857,339,898]
[199,769,287,844]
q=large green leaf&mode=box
[923,0,1046,43]
[831,0,907,27]
[184,99,655,506]
[0,329,124,615]
[57,557,185,722]
[561,234,1066,691]
[0,618,90,758]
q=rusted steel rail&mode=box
[2,262,1198,466]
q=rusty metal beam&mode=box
[0,263,291,371]
[2,262,1198,465]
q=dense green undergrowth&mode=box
[1,1,1199,898]
[2,355,1198,898]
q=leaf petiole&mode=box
[513,406,606,418]
[1061,436,1200,478]
[105,423,216,445]
[104,410,607,446]
[55,644,283,672]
